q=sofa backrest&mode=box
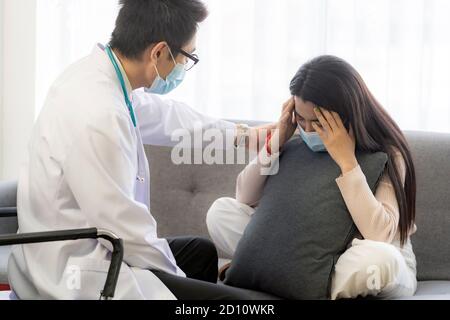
[404,131,450,281]
[146,145,245,243]
[147,131,450,281]
[1,132,449,282]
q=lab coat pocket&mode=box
[64,257,144,300]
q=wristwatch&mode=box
[234,124,250,148]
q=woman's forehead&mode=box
[294,96,318,121]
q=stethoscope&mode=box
[105,45,137,128]
[105,45,146,184]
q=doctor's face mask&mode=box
[145,47,186,95]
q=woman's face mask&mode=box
[294,97,328,153]
[298,124,327,153]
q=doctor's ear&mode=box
[149,42,169,62]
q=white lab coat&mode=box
[8,44,236,300]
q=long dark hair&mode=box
[290,55,416,246]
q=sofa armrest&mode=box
[0,207,16,218]
[0,181,17,220]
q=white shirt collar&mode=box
[96,43,133,97]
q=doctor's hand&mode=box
[312,108,359,175]
[247,123,277,152]
[268,97,297,154]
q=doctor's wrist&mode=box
[234,124,250,149]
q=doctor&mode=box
[8,0,260,300]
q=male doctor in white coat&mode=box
[8,0,261,300]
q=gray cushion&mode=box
[224,137,388,300]
[405,132,450,281]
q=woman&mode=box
[207,55,418,300]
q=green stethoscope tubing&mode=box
[105,45,137,128]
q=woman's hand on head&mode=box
[312,108,359,174]
[270,97,297,153]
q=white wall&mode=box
[0,0,4,180]
[1,0,37,180]
[0,0,4,179]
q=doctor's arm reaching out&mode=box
[132,90,274,151]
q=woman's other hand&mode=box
[269,97,297,154]
[312,108,358,174]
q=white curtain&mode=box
[36,0,450,133]
[35,0,119,114]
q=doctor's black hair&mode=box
[110,0,208,60]
[290,55,417,247]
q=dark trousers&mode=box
[153,237,250,300]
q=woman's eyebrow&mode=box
[294,110,309,120]
[295,110,318,121]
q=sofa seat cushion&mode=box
[397,281,450,300]
[222,281,450,300]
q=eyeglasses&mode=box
[171,47,200,71]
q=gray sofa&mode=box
[1,129,450,299]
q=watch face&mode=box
[240,124,250,135]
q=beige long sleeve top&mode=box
[236,146,417,244]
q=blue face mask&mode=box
[299,125,327,153]
[145,49,186,95]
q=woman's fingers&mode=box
[331,112,345,129]
[282,97,294,112]
[311,121,324,137]
[291,110,297,125]
[279,98,295,126]
[322,109,339,130]
[314,108,333,133]
[280,111,291,122]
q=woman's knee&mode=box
[332,240,408,299]
[336,240,404,288]
[343,241,402,273]
[355,240,402,271]
[206,197,239,231]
